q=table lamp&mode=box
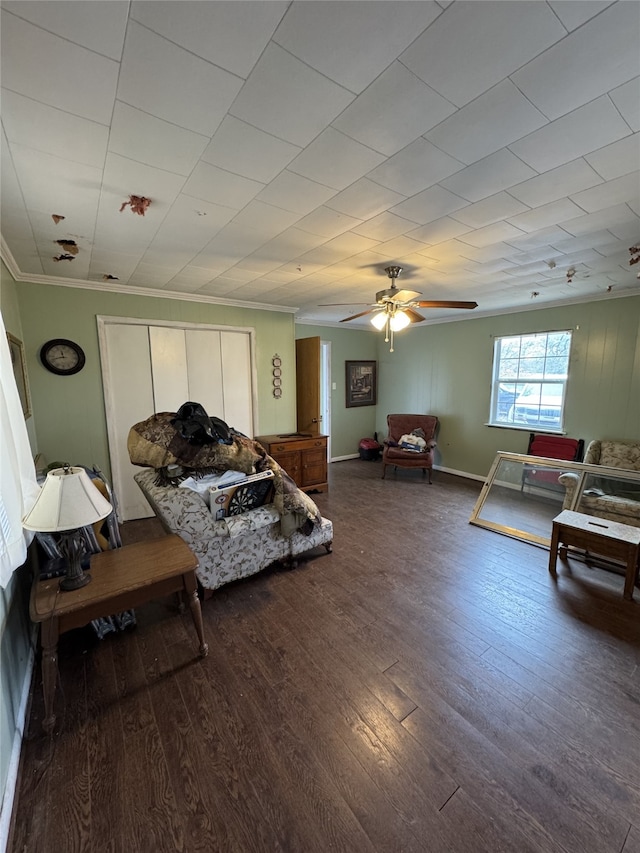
[22,464,113,591]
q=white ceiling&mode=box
[1,0,639,327]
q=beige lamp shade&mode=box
[22,466,112,533]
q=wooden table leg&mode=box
[40,617,59,733]
[549,522,561,578]
[183,572,208,657]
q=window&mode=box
[489,331,572,431]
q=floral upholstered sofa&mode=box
[558,439,640,528]
[134,469,333,592]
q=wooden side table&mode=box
[549,510,640,600]
[30,534,208,732]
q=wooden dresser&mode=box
[256,434,328,493]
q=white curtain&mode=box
[0,311,39,588]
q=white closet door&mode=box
[102,324,155,521]
[221,331,252,436]
[185,329,224,418]
[149,326,188,413]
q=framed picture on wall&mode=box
[7,332,32,419]
[346,360,377,408]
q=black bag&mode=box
[171,402,232,446]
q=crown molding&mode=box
[0,237,298,315]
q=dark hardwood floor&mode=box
[9,460,640,853]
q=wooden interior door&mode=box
[296,336,321,435]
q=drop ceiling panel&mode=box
[201,116,301,184]
[118,22,242,137]
[1,90,109,169]
[425,80,547,166]
[4,0,128,57]
[255,171,336,216]
[560,204,638,237]
[108,102,209,177]
[332,62,456,156]
[440,149,537,203]
[367,138,464,196]
[408,217,473,246]
[456,221,526,248]
[609,77,640,132]
[352,211,421,242]
[509,97,631,173]
[400,1,564,107]
[153,195,236,247]
[451,192,529,229]
[511,2,640,120]
[506,199,586,233]
[547,1,615,32]
[182,162,264,209]
[324,179,405,220]
[295,207,363,240]
[391,185,468,226]
[509,159,603,208]
[229,201,301,239]
[1,10,119,124]
[585,134,640,181]
[570,173,640,213]
[130,0,286,79]
[229,44,354,147]
[272,0,441,94]
[288,128,385,192]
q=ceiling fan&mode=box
[320,266,478,351]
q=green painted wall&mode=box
[374,294,640,478]
[15,281,300,479]
[0,263,35,825]
[295,324,378,459]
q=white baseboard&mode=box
[330,453,360,462]
[0,644,35,853]
[433,464,486,483]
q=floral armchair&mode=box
[558,439,640,528]
[382,414,438,482]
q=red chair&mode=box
[521,433,584,493]
[382,414,438,482]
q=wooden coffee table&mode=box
[30,534,208,732]
[549,510,640,600]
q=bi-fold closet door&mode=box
[98,318,256,521]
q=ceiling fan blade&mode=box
[413,300,478,309]
[340,309,376,322]
[390,288,421,302]
[403,308,426,324]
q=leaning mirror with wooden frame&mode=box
[7,332,32,419]
[470,452,640,548]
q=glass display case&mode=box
[470,452,640,547]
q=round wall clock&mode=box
[40,338,86,375]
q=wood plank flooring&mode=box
[9,460,640,853]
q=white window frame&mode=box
[488,330,572,433]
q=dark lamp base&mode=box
[60,571,92,591]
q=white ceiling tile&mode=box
[509,97,631,173]
[368,235,432,259]
[367,138,464,196]
[229,44,354,147]
[570,173,640,213]
[585,134,640,181]
[509,159,603,207]
[256,171,336,215]
[400,1,564,107]
[229,201,301,239]
[109,102,209,177]
[324,179,406,220]
[407,217,473,245]
[332,62,456,156]
[506,199,586,233]
[1,10,119,124]
[456,221,526,248]
[288,128,385,191]
[609,77,640,132]
[425,80,548,166]
[295,207,363,240]
[390,185,468,225]
[352,211,421,241]
[559,203,638,237]
[451,192,529,229]
[511,2,640,120]
[182,162,263,209]
[448,241,523,262]
[201,116,300,184]
[118,21,242,137]
[273,1,441,94]
[254,228,329,264]
[505,227,572,251]
[152,195,236,247]
[549,229,622,252]
[440,149,537,203]
[130,1,286,79]
[102,153,186,210]
[2,0,128,60]
[548,2,615,32]
[299,233,380,266]
[1,89,108,169]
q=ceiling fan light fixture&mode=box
[370,311,388,330]
[390,310,410,331]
